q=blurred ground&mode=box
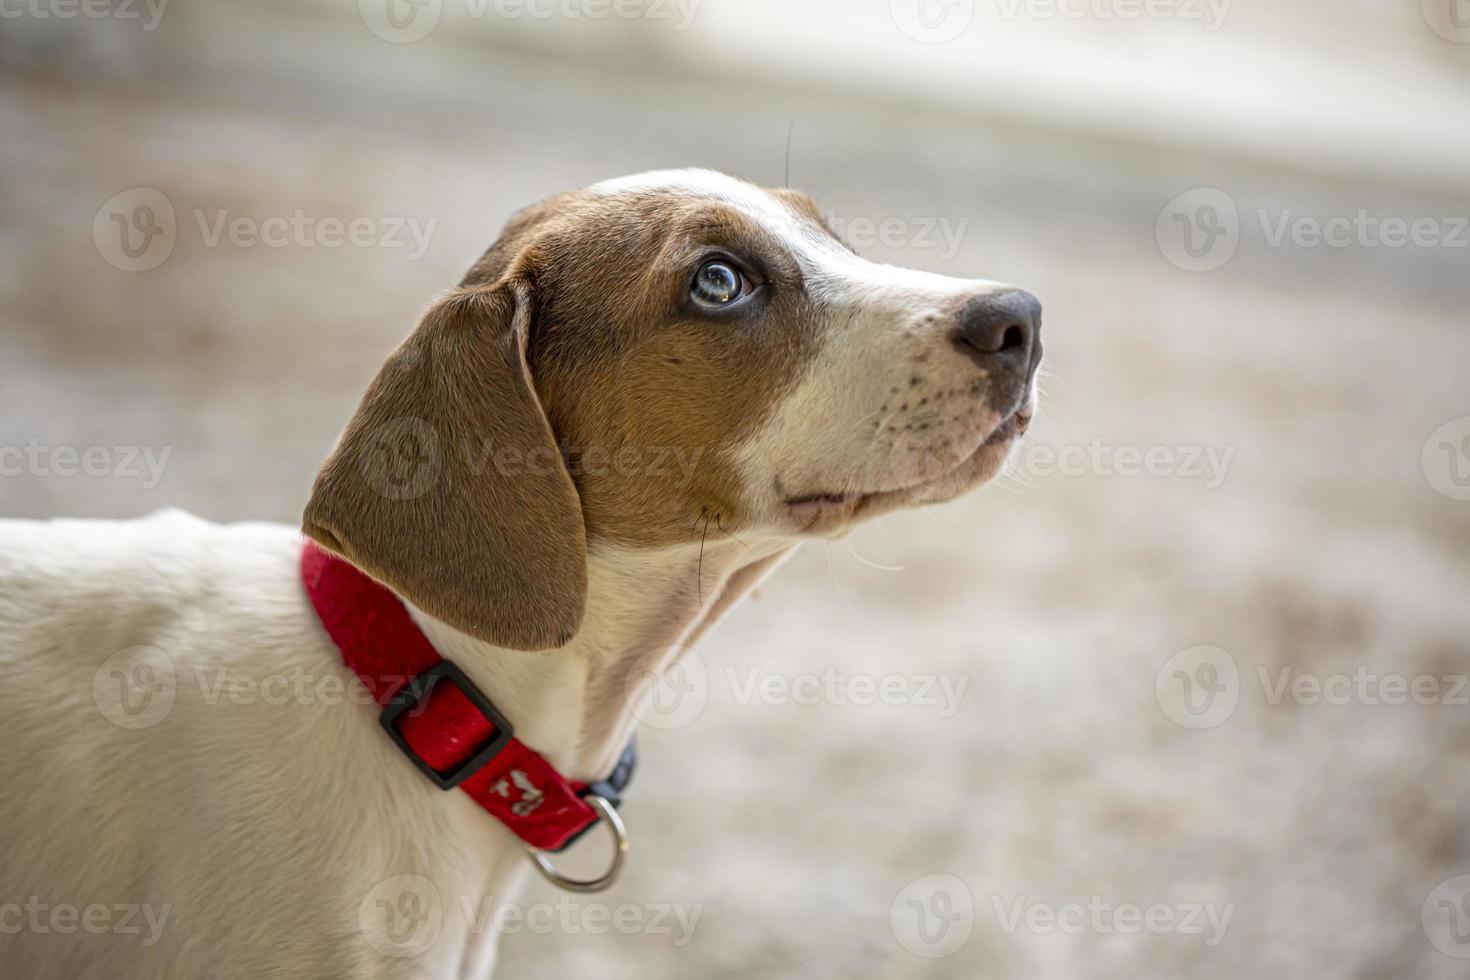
[3,4,1470,978]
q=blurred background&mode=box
[4,0,1470,976]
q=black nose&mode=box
[952,289,1043,378]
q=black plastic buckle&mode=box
[379,660,514,790]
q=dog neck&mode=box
[405,534,790,782]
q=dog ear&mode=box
[302,280,587,651]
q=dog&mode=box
[0,169,1042,978]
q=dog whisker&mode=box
[823,541,882,629]
[696,511,712,606]
[713,515,752,554]
[845,539,904,573]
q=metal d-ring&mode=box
[527,794,628,893]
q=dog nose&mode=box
[952,289,1042,378]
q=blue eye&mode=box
[691,260,745,308]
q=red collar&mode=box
[300,541,633,853]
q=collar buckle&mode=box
[379,660,514,790]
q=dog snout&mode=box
[951,289,1043,381]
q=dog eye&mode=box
[690,260,747,309]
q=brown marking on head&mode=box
[493,189,831,544]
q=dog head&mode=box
[304,169,1042,649]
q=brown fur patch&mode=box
[467,185,833,544]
